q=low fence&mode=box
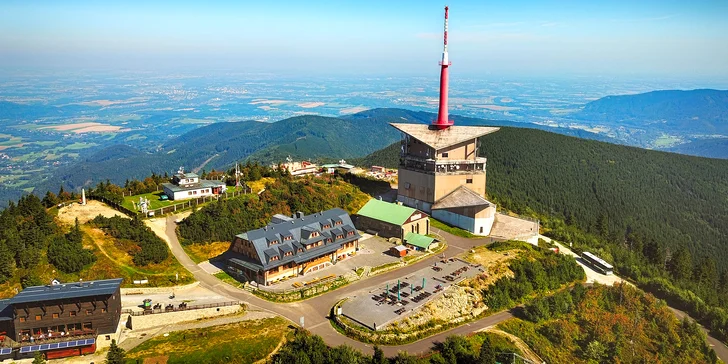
[122,301,243,316]
[146,189,251,217]
[87,195,140,218]
[89,187,250,219]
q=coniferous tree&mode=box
[106,339,126,364]
[668,246,693,281]
[477,336,497,364]
[32,351,46,364]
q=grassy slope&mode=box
[125,317,291,364]
[0,223,195,299]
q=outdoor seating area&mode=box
[342,258,483,330]
[17,328,95,344]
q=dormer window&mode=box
[335,221,342,226]
[323,224,331,229]
[284,251,293,257]
[270,256,279,261]
[269,240,278,245]
[347,231,354,236]
[337,235,344,239]
[311,232,319,237]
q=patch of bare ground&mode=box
[57,200,128,226]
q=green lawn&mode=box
[125,317,290,364]
[122,191,176,211]
[214,271,244,289]
[429,218,477,238]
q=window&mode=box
[405,182,411,190]
[35,315,41,321]
[52,313,59,319]
[101,308,107,314]
[19,317,26,323]
[86,309,92,315]
[284,251,292,257]
[188,191,192,196]
[323,224,330,229]
[82,322,92,330]
[442,152,449,158]
[466,178,473,184]
[480,226,484,233]
[70,311,76,317]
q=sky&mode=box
[1,0,727,79]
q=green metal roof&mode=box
[404,232,435,249]
[357,199,417,226]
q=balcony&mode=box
[400,156,486,175]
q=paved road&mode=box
[670,307,728,362]
[163,215,497,356]
[163,216,728,361]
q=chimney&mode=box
[297,211,304,219]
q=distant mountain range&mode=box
[14,92,728,202]
[574,89,728,135]
[33,108,616,195]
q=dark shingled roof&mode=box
[230,208,360,271]
[9,278,123,305]
[432,186,491,209]
[0,300,13,321]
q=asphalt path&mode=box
[163,216,728,361]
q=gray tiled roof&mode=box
[9,278,123,305]
[432,186,491,209]
[231,208,360,271]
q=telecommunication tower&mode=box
[433,6,454,130]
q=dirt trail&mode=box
[483,328,543,364]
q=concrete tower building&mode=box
[392,6,499,235]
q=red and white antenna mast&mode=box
[433,6,454,130]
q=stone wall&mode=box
[128,305,243,331]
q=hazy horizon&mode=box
[1,0,727,81]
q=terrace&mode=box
[341,257,482,330]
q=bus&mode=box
[582,251,614,275]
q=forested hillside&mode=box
[178,175,370,244]
[0,195,96,295]
[667,138,728,159]
[504,283,717,363]
[478,127,728,264]
[575,89,728,134]
[358,127,728,268]
[38,114,403,194]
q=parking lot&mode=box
[341,257,483,330]
[258,235,403,291]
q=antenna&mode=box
[433,6,454,130]
[235,163,242,188]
